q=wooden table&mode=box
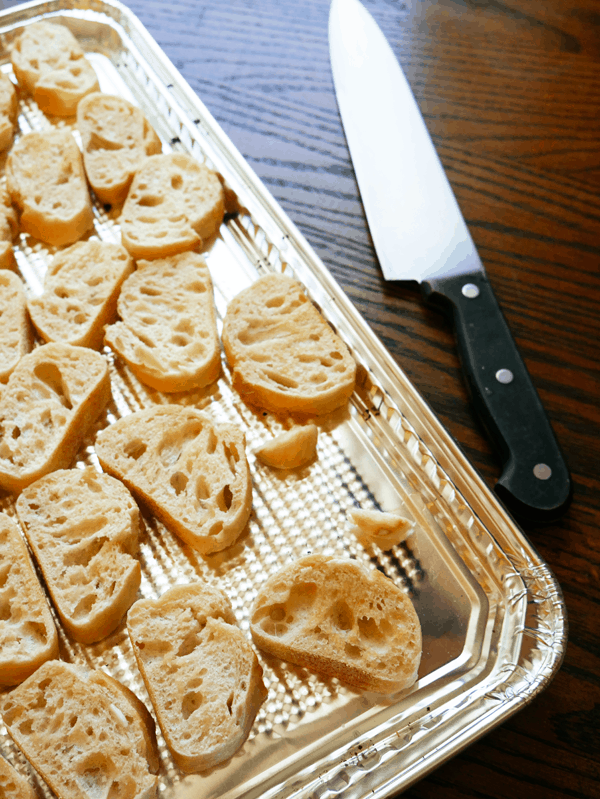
[117,0,599,796]
[9,0,598,794]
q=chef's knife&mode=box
[329,0,571,522]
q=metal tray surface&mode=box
[0,2,567,798]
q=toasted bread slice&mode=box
[0,72,18,153]
[0,754,37,799]
[0,185,18,270]
[349,509,414,550]
[10,21,99,116]
[254,425,318,469]
[222,274,356,416]
[0,513,59,686]
[0,342,111,493]
[16,468,142,644]
[6,129,94,246]
[27,240,134,350]
[77,92,162,205]
[104,251,221,392]
[250,555,422,694]
[0,271,33,383]
[120,153,225,259]
[127,583,267,773]
[95,406,252,554]
[1,661,158,799]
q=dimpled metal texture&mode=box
[0,5,566,799]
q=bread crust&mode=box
[0,342,111,493]
[6,130,94,246]
[0,184,19,270]
[222,274,356,416]
[250,555,422,694]
[27,240,134,349]
[0,753,37,799]
[104,251,221,392]
[120,153,225,259]
[10,21,99,116]
[16,468,142,644]
[0,72,18,153]
[0,513,59,686]
[127,583,267,772]
[77,92,162,205]
[0,271,33,383]
[255,425,318,469]
[95,406,252,554]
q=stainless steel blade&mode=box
[329,0,484,282]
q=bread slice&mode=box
[0,72,18,152]
[0,754,37,799]
[10,21,99,116]
[0,271,33,383]
[349,509,414,550]
[95,406,252,554]
[250,555,422,694]
[27,240,134,350]
[77,92,162,205]
[16,467,142,644]
[0,513,59,686]
[1,660,158,799]
[104,251,221,392]
[254,425,318,469]
[0,342,111,493]
[222,274,357,416]
[0,184,18,270]
[6,129,94,246]
[127,582,267,772]
[120,153,225,259]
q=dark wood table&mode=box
[9,0,597,794]
[117,0,599,796]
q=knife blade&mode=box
[329,0,571,522]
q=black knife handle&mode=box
[421,272,572,523]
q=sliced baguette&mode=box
[1,660,158,799]
[0,271,33,383]
[77,92,162,205]
[250,555,422,694]
[104,251,221,392]
[222,274,356,415]
[27,240,134,349]
[0,342,111,493]
[0,754,37,799]
[0,184,18,270]
[6,129,94,246]
[16,468,142,644]
[0,72,18,152]
[127,582,267,773]
[120,153,225,259]
[95,406,252,554]
[0,513,59,686]
[10,21,99,116]
[254,425,318,469]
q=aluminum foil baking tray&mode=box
[0,1,567,797]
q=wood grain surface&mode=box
[112,0,600,796]
[6,0,598,794]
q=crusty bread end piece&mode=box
[27,240,134,349]
[120,153,225,259]
[105,251,221,392]
[78,92,162,205]
[250,555,422,694]
[127,583,267,772]
[0,72,18,153]
[0,184,18,271]
[0,513,59,686]
[0,271,33,383]
[348,509,414,550]
[10,21,99,116]
[1,661,158,799]
[95,406,252,554]
[16,468,142,644]
[0,342,111,493]
[254,425,318,469]
[6,129,94,246]
[0,754,37,799]
[222,274,356,416]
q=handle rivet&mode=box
[533,463,552,480]
[495,368,514,384]
[461,283,480,299]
